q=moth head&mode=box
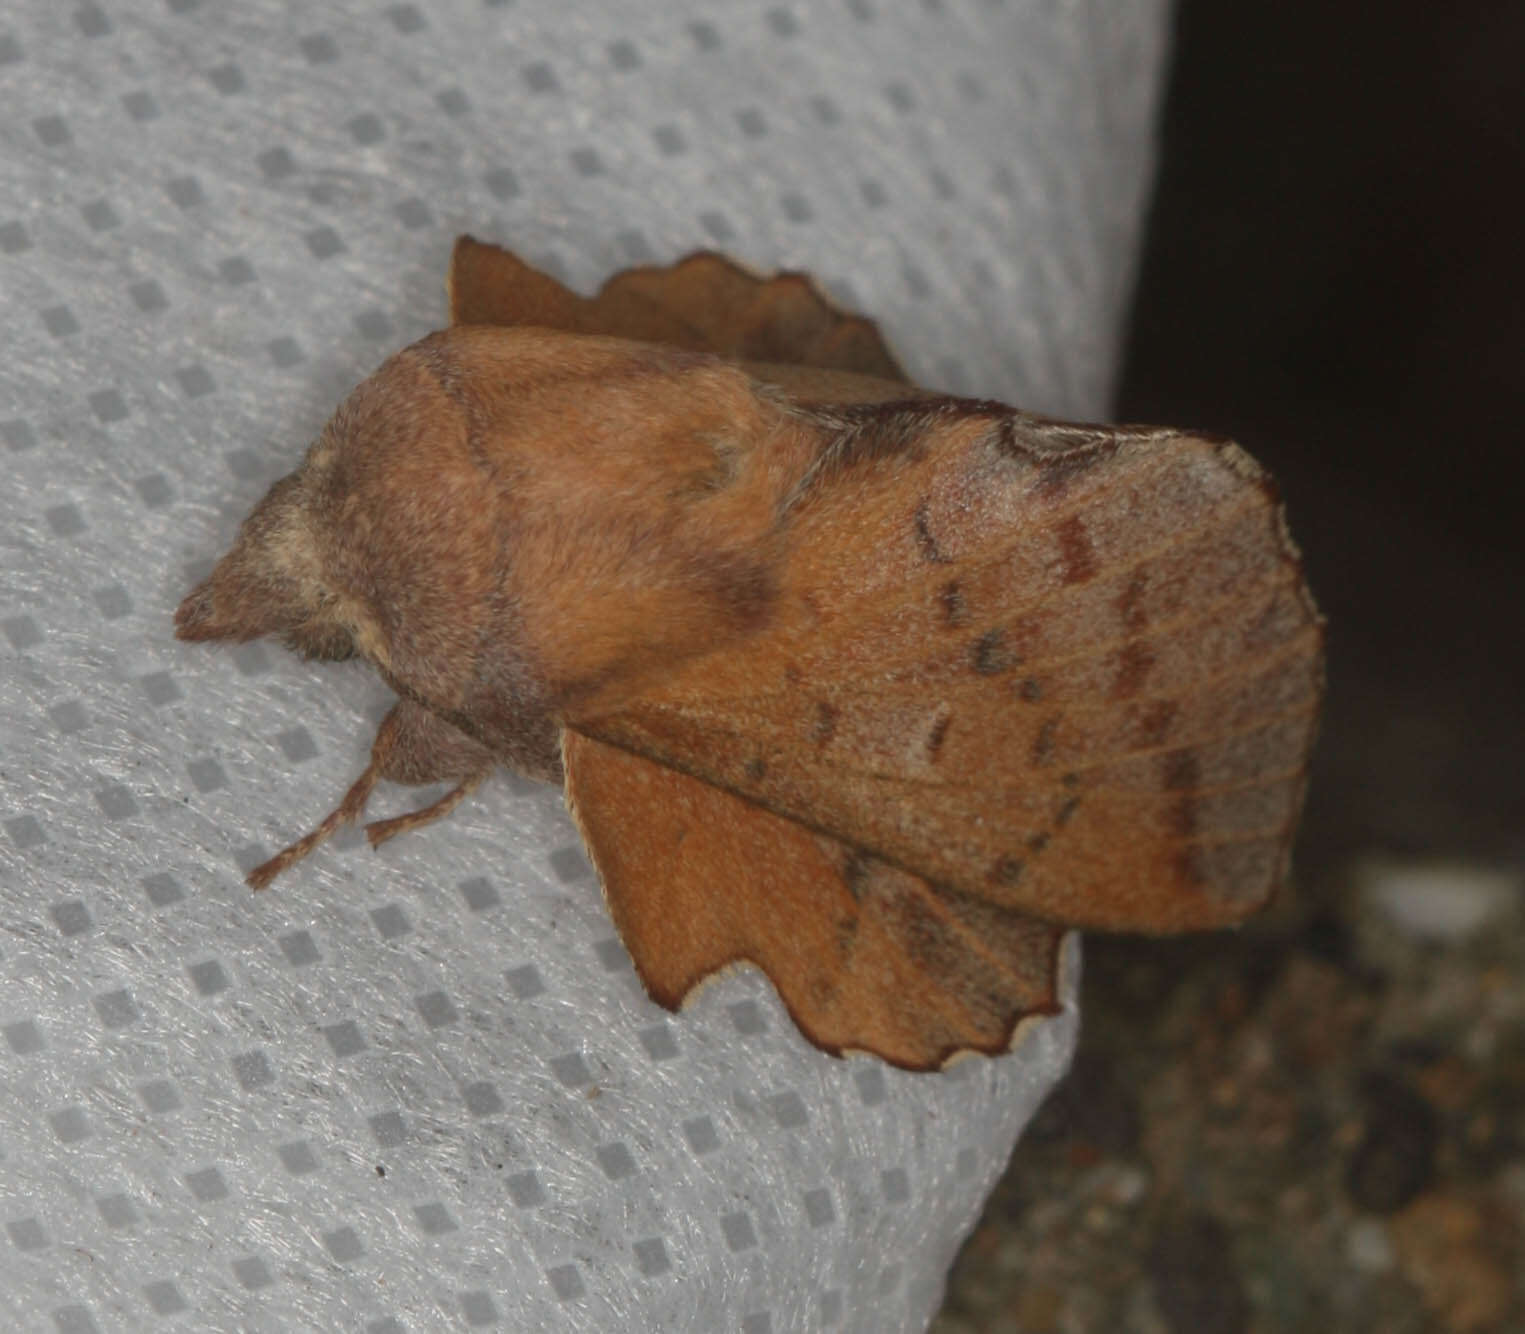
[175,470,359,662]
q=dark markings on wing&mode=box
[790,397,1144,513]
[1056,514,1098,585]
[1117,569,1150,631]
[1032,717,1058,767]
[926,707,952,761]
[574,409,1320,938]
[1138,699,1179,747]
[1036,439,1123,496]
[842,848,872,901]
[940,580,970,628]
[698,551,778,631]
[1163,749,1202,791]
[812,700,838,745]
[971,628,1019,675]
[803,397,1009,477]
[1112,641,1156,698]
[1163,749,1202,837]
[990,855,1026,887]
[995,416,1125,495]
[913,500,951,564]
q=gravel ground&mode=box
[934,863,1525,1333]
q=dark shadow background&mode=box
[1116,1,1525,877]
[940,6,1524,1329]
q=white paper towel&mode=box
[0,2,1167,1329]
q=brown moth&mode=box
[176,236,1324,1070]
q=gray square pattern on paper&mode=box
[0,0,1171,1328]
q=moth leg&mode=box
[359,697,495,848]
[246,762,382,890]
[364,772,487,848]
[246,698,494,889]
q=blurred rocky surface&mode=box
[935,864,1524,1333]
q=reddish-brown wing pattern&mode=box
[571,402,1321,939]
[564,731,1064,1070]
[176,237,1323,1070]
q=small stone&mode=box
[1346,1073,1438,1214]
[1014,1283,1063,1330]
[1148,1212,1249,1334]
[1359,858,1519,943]
[1344,1217,1396,1273]
[1106,1164,1150,1208]
[1391,1194,1514,1333]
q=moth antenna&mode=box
[246,762,382,890]
[364,770,490,848]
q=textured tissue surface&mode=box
[0,2,1167,1330]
